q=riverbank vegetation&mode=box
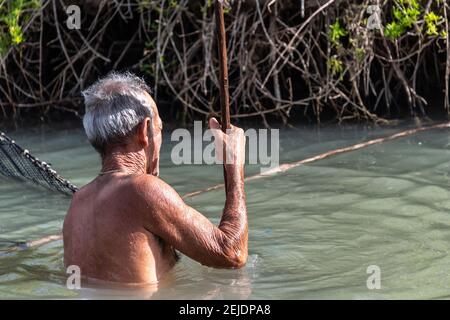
[0,0,449,125]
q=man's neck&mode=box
[101,149,147,175]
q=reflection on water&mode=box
[1,123,450,299]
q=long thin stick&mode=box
[215,0,231,195]
[6,122,450,254]
[215,1,231,132]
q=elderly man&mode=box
[63,72,248,285]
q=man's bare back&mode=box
[64,174,179,284]
[63,73,247,285]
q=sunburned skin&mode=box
[63,93,248,285]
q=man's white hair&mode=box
[82,72,153,155]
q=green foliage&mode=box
[424,12,443,37]
[384,0,422,39]
[385,22,404,39]
[384,0,445,40]
[0,0,40,56]
[327,21,347,78]
[328,56,344,76]
[354,47,366,63]
[169,0,179,9]
[329,20,347,47]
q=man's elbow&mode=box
[214,228,248,269]
[223,250,248,269]
[230,256,247,269]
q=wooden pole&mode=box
[215,0,231,194]
[215,1,231,132]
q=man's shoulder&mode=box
[129,175,185,222]
[71,182,93,202]
[132,174,180,204]
[133,174,166,190]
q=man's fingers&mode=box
[218,0,231,9]
[209,118,225,139]
[209,117,221,130]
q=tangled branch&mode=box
[0,0,448,125]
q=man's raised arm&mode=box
[137,119,248,268]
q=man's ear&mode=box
[137,117,151,148]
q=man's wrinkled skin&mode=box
[63,94,248,285]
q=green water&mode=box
[1,123,450,299]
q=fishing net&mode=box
[0,131,78,196]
